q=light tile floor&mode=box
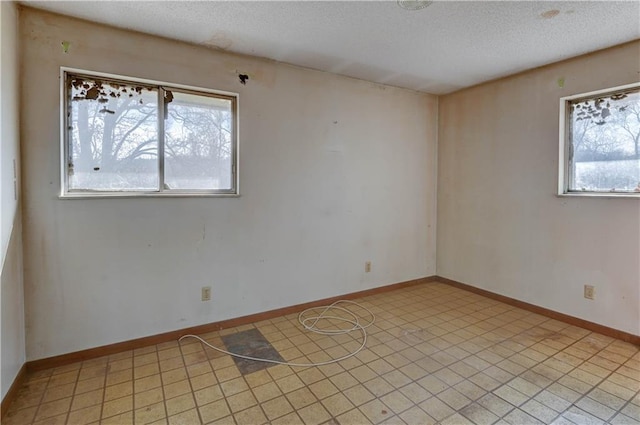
[4,281,640,425]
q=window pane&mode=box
[164,90,233,190]
[569,88,640,193]
[68,76,159,191]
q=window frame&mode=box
[60,67,239,198]
[558,82,640,199]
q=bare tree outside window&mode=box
[164,91,233,190]
[68,77,159,191]
[63,71,238,197]
[566,85,640,194]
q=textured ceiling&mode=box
[21,1,640,94]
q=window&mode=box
[61,69,238,197]
[559,82,640,197]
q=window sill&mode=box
[59,192,240,200]
[557,192,640,199]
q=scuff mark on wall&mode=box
[540,9,560,19]
[204,31,233,50]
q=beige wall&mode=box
[1,0,26,400]
[1,215,24,400]
[438,41,640,336]
[20,9,438,360]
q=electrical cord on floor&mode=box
[178,300,375,367]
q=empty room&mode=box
[1,1,639,424]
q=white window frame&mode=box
[558,82,640,198]
[60,67,239,198]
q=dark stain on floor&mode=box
[221,328,284,375]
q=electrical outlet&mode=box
[365,261,371,273]
[584,285,595,300]
[202,286,211,301]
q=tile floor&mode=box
[4,281,640,425]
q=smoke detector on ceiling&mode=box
[397,0,433,11]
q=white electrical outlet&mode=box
[202,286,211,301]
[584,285,595,300]
[365,261,372,273]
